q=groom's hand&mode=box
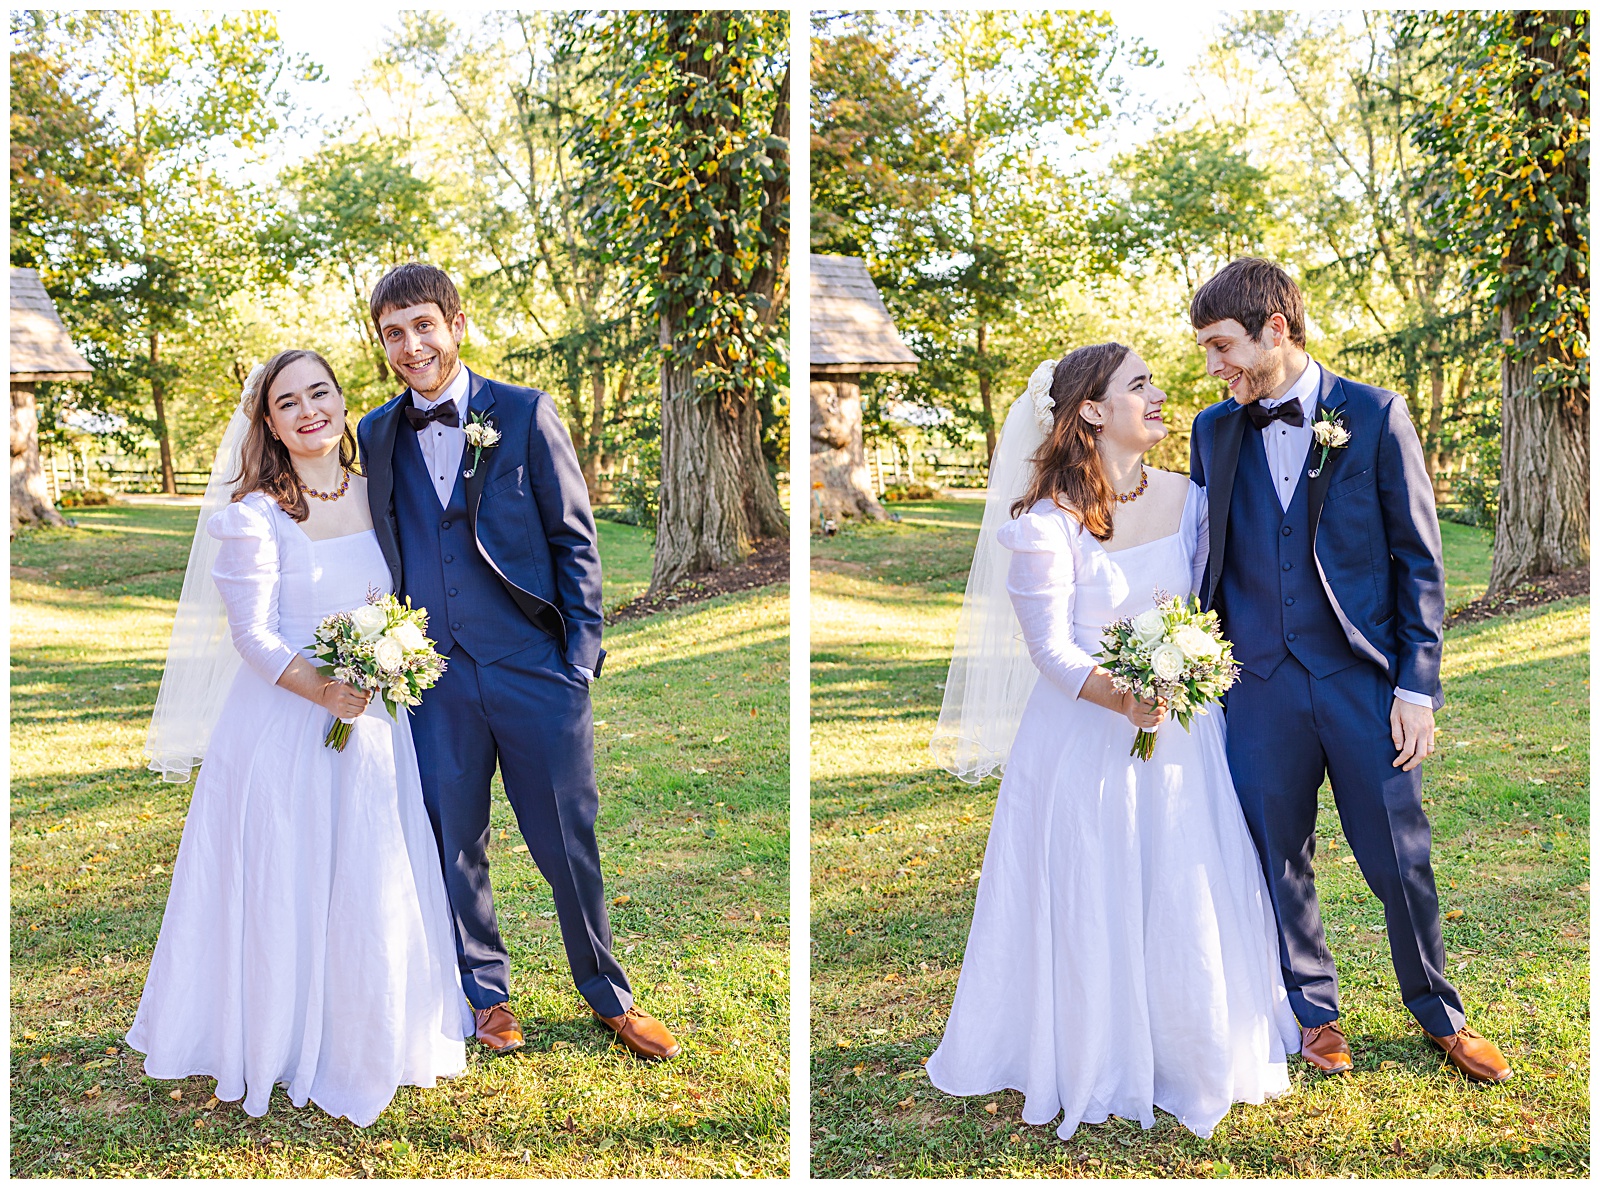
[1390,698,1437,771]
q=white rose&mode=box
[1150,642,1186,681]
[1313,421,1351,449]
[1173,624,1221,662]
[373,636,405,672]
[1130,608,1167,646]
[390,621,427,653]
[349,604,387,641]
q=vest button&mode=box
[1281,526,1292,537]
[441,520,452,530]
[1282,562,1292,571]
[1287,632,1298,642]
[444,554,454,563]
[1284,597,1295,606]
[451,622,462,631]
[448,588,458,597]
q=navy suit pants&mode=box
[1226,655,1465,1037]
[409,630,631,1018]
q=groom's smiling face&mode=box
[1196,316,1289,406]
[379,301,467,399]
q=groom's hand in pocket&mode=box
[1390,698,1436,771]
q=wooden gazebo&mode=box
[11,267,92,530]
[809,254,919,524]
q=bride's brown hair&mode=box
[1011,342,1130,541]
[232,349,358,523]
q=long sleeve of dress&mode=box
[1190,484,1210,598]
[998,508,1100,699]
[207,497,298,685]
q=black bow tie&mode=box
[404,399,459,431]
[1245,399,1305,430]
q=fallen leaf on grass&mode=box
[561,1114,577,1133]
[613,894,631,906]
[984,1102,998,1114]
[168,1089,182,1101]
[836,1039,851,1049]
[202,1096,219,1111]
[896,1097,914,1110]
[1444,909,1465,920]
[1380,1060,1398,1070]
[82,1086,100,1099]
[1390,1137,1405,1157]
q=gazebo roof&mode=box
[11,267,92,383]
[810,254,920,375]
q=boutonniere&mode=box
[1307,406,1350,478]
[462,411,501,479]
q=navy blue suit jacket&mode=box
[1189,364,1445,708]
[358,368,606,675]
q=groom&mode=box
[358,262,678,1061]
[1188,258,1509,1083]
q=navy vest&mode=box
[393,425,539,666]
[1219,427,1357,681]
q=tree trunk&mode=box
[650,338,760,591]
[1488,300,1589,593]
[149,331,176,494]
[977,321,996,463]
[580,353,606,503]
[11,382,67,533]
[810,373,886,525]
[1424,361,1446,504]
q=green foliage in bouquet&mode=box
[1097,592,1241,760]
[308,590,448,750]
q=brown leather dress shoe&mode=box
[594,1005,681,1060]
[1300,1021,1354,1073]
[473,1003,525,1054]
[1427,1026,1512,1083]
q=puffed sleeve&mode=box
[1189,483,1210,599]
[997,507,1100,699]
[207,496,298,684]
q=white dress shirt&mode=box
[1255,357,1430,709]
[1256,358,1320,512]
[409,364,471,509]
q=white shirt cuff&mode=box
[575,666,595,684]
[1393,687,1433,707]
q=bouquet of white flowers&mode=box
[1097,592,1241,760]
[308,590,447,750]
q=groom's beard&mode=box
[402,344,461,399]
[1231,358,1283,405]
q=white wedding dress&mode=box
[927,483,1300,1141]
[127,492,469,1127]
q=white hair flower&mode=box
[1025,359,1059,434]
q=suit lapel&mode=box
[364,392,406,584]
[463,369,497,540]
[1206,403,1247,607]
[1306,368,1346,542]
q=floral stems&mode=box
[1130,726,1157,761]
[324,717,354,751]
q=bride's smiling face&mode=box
[1078,351,1167,453]
[265,357,346,460]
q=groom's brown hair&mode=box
[370,262,462,329]
[1189,257,1306,348]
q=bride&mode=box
[927,343,1300,1141]
[130,350,469,1126]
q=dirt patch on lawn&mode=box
[1444,566,1589,629]
[606,537,790,624]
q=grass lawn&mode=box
[811,497,1588,1178]
[11,503,789,1177]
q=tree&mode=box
[1111,125,1270,291]
[576,10,790,589]
[812,12,1133,463]
[382,12,648,501]
[1411,10,1589,590]
[10,12,313,492]
[269,137,437,399]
